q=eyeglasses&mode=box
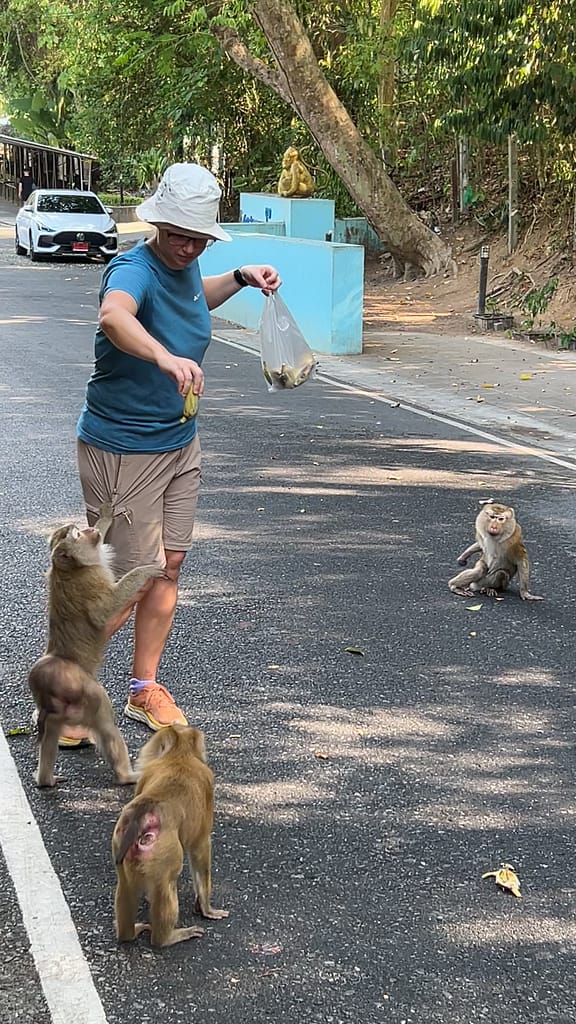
[164,230,215,249]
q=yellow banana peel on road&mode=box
[482,863,522,898]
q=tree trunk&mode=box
[213,0,453,277]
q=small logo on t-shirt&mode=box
[193,293,201,302]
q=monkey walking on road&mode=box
[28,504,164,787]
[112,724,229,948]
[449,501,543,601]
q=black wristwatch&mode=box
[233,267,248,288]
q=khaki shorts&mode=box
[77,436,201,573]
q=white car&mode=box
[15,189,118,263]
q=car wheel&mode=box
[29,235,42,262]
[15,231,26,256]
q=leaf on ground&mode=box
[466,604,483,611]
[519,373,533,380]
[481,383,498,388]
[475,395,485,403]
[345,646,364,655]
[469,631,477,636]
[314,751,330,760]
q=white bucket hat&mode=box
[136,163,232,241]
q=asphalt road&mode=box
[1,242,576,1024]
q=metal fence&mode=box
[0,134,97,203]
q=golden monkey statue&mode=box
[277,147,315,198]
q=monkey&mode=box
[112,723,229,948]
[448,502,543,601]
[28,503,164,787]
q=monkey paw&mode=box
[141,565,166,579]
[194,898,229,920]
[35,773,66,788]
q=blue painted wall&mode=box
[334,217,387,255]
[224,220,285,236]
[239,193,335,242]
[200,229,364,355]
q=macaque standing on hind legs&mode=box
[448,502,543,601]
[28,503,164,787]
[112,724,229,948]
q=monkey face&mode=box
[481,504,513,536]
[50,523,103,569]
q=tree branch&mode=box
[210,24,296,111]
[14,23,40,85]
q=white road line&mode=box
[213,333,576,476]
[0,728,109,1024]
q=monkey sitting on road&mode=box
[112,724,229,948]
[448,501,543,601]
[28,504,164,787]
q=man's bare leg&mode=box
[124,551,188,730]
[132,574,180,680]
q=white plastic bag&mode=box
[258,292,317,392]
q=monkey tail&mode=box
[114,798,159,865]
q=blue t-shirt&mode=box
[77,242,211,453]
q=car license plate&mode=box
[72,242,89,252]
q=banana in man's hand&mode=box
[180,388,199,423]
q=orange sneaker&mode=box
[124,683,188,731]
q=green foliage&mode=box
[522,278,559,321]
[557,327,576,350]
[97,191,142,205]
[0,0,575,224]
[406,0,576,145]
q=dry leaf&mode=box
[345,646,365,655]
[466,604,483,611]
[519,373,533,380]
[481,383,498,389]
[469,631,477,637]
[314,751,330,760]
[475,396,485,403]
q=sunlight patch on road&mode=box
[442,913,576,947]
[0,315,47,324]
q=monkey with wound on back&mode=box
[448,501,543,601]
[28,503,164,787]
[112,723,229,948]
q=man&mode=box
[18,166,35,203]
[66,163,280,744]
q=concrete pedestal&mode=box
[239,193,335,242]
